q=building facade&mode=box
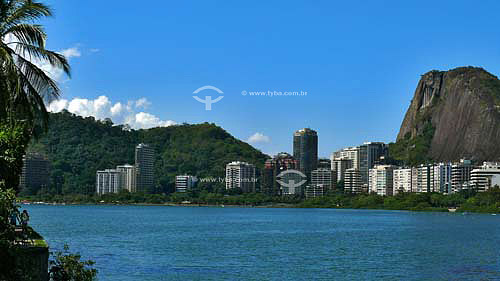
[331,157,353,183]
[293,128,318,180]
[225,161,256,192]
[393,168,412,194]
[433,163,452,194]
[19,153,50,195]
[135,143,155,193]
[175,175,198,193]
[262,152,298,196]
[311,168,336,192]
[369,165,395,196]
[333,146,360,170]
[451,159,474,193]
[116,164,136,192]
[359,142,387,186]
[471,162,500,192]
[344,168,364,194]
[96,169,122,195]
[305,185,325,198]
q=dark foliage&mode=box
[28,111,269,195]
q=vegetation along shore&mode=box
[19,187,500,214]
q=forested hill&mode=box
[28,110,269,194]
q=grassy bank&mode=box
[18,188,500,214]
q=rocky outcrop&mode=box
[397,66,500,162]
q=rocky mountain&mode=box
[28,111,269,194]
[393,66,500,164]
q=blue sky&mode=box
[40,0,500,157]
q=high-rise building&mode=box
[175,175,198,193]
[344,168,363,194]
[451,159,474,193]
[116,164,136,192]
[359,142,387,185]
[293,128,318,180]
[225,161,256,192]
[311,168,336,192]
[262,153,298,196]
[331,157,353,183]
[305,167,335,198]
[332,146,360,170]
[393,168,412,194]
[369,165,396,196]
[318,158,331,169]
[19,153,50,194]
[420,164,435,193]
[135,143,155,193]
[433,163,452,194]
[470,162,500,192]
[96,169,122,195]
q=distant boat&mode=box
[221,204,225,208]
[492,214,497,216]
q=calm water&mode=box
[24,205,500,281]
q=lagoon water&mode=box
[25,205,500,281]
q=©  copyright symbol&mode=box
[241,90,247,96]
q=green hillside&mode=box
[28,111,269,194]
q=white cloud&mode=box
[47,99,68,112]
[35,46,81,82]
[48,96,176,129]
[89,48,100,53]
[0,35,80,82]
[135,97,151,109]
[247,132,271,144]
[60,47,81,59]
[110,102,123,116]
[133,112,176,129]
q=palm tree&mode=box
[0,0,70,131]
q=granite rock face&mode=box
[397,66,500,162]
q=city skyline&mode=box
[38,0,500,157]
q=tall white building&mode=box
[433,163,452,194]
[369,165,395,196]
[393,168,412,194]
[344,168,363,194]
[420,164,435,193]
[330,157,353,183]
[471,162,500,192]
[96,169,122,195]
[333,147,360,170]
[225,161,256,192]
[451,159,474,193]
[175,175,198,193]
[117,164,136,192]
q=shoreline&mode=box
[20,201,499,215]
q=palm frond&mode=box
[14,51,61,101]
[3,1,52,28]
[3,23,46,48]
[12,42,70,77]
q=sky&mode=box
[36,0,500,157]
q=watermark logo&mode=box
[276,169,307,188]
[193,85,224,111]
